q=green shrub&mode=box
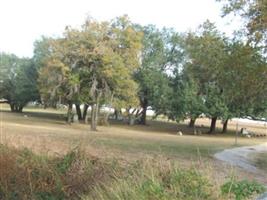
[221,178,266,200]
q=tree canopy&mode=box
[36,16,142,130]
[218,0,267,48]
[1,14,267,133]
[0,53,39,112]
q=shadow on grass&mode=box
[1,108,244,137]
[0,109,67,126]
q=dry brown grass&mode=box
[0,145,116,200]
[1,108,265,159]
[0,106,265,158]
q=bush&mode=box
[221,178,266,200]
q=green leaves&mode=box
[218,0,267,48]
[168,21,267,131]
[221,178,265,200]
[0,53,39,111]
[134,25,184,124]
[36,16,142,129]
[170,74,205,122]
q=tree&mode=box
[218,0,267,48]
[0,53,17,102]
[184,21,228,133]
[204,83,229,133]
[34,37,68,109]
[168,71,205,128]
[33,36,54,69]
[38,16,142,130]
[134,25,183,125]
[0,53,39,112]
[217,1,267,132]
[38,57,76,122]
[184,21,267,133]
[218,41,267,132]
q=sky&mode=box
[0,0,240,58]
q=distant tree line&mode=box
[0,0,267,132]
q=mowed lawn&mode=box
[1,104,266,162]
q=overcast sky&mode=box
[0,0,240,58]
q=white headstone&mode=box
[73,114,79,123]
[177,131,183,136]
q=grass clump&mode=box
[85,160,217,200]
[221,178,266,200]
[0,145,108,200]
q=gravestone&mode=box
[129,117,135,125]
[241,128,250,136]
[73,114,79,123]
[177,131,183,136]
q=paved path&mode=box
[214,142,267,173]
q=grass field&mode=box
[1,104,266,161]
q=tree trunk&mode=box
[44,103,48,109]
[91,102,99,131]
[10,103,15,112]
[75,104,82,120]
[67,102,73,124]
[102,112,110,126]
[222,118,229,133]
[18,105,23,112]
[52,102,57,109]
[209,117,217,134]
[91,104,96,131]
[140,99,148,125]
[188,118,196,128]
[126,108,134,125]
[82,104,89,121]
[114,109,119,120]
[10,103,24,112]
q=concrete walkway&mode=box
[214,142,267,173]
